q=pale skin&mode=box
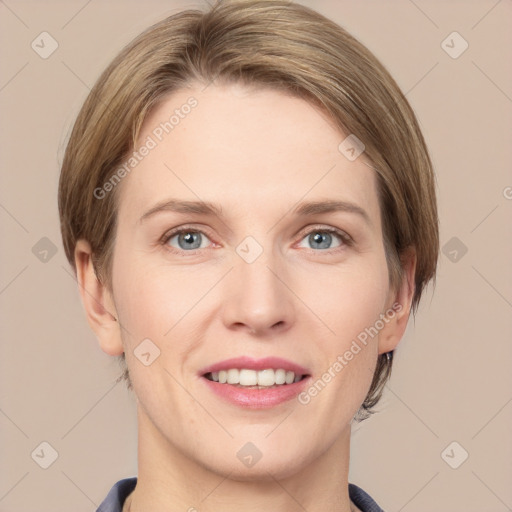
[75,82,416,512]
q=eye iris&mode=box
[310,232,332,249]
[178,232,201,250]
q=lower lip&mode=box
[201,376,310,409]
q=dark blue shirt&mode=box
[96,477,385,511]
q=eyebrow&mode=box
[139,198,371,226]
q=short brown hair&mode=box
[58,0,439,421]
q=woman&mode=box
[58,1,439,510]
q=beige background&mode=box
[1,0,511,511]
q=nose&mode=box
[221,253,295,337]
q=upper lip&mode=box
[199,356,310,376]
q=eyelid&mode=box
[296,224,352,240]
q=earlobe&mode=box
[378,248,417,355]
[74,239,124,356]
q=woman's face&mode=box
[104,82,409,479]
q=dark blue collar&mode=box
[97,477,384,512]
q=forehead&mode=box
[117,82,380,224]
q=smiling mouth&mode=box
[203,368,309,389]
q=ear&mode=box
[378,247,417,355]
[74,239,124,356]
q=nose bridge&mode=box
[222,239,295,334]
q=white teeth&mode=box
[208,368,304,387]
[275,369,286,385]
[227,369,239,384]
[257,369,275,386]
[240,369,258,386]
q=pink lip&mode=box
[198,356,311,409]
[199,356,309,376]
[201,376,311,409]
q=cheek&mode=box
[110,242,184,340]
[301,264,388,404]
[303,256,390,344]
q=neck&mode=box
[125,405,359,512]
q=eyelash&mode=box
[159,224,353,256]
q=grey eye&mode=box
[298,230,342,250]
[168,231,210,250]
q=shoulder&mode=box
[96,477,137,512]
[349,483,386,512]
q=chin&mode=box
[196,443,315,482]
